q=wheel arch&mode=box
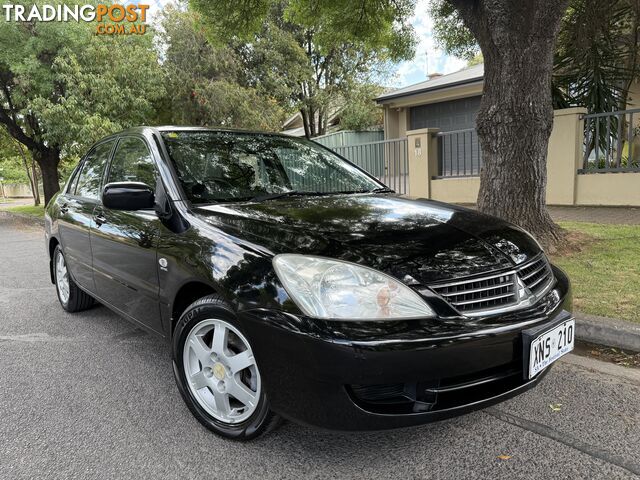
[170,281,218,335]
[48,236,60,284]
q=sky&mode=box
[138,0,466,90]
[392,0,467,88]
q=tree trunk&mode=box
[450,0,568,248]
[13,139,40,206]
[308,104,317,137]
[32,147,61,206]
[301,108,311,139]
[31,160,41,206]
[317,106,325,136]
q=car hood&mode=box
[194,194,541,284]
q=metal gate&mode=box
[331,138,409,194]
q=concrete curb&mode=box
[575,313,640,352]
[0,210,45,227]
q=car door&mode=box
[57,140,116,293]
[90,135,163,334]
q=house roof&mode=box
[282,112,304,129]
[376,64,484,104]
[281,126,307,137]
[281,108,343,136]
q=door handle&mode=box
[94,214,107,226]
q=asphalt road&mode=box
[1,216,639,479]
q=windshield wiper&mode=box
[370,187,395,193]
[250,190,300,202]
[246,187,392,202]
[289,188,395,196]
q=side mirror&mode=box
[102,182,155,211]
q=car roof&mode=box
[115,125,297,139]
[83,125,314,159]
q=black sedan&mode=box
[44,127,573,440]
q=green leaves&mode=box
[192,80,285,130]
[431,0,640,115]
[190,0,417,136]
[553,0,635,112]
[191,0,417,62]
[339,84,385,131]
[189,0,272,42]
[0,0,165,154]
[31,34,165,154]
[430,0,479,60]
[285,0,417,62]
[0,128,29,184]
[157,6,286,130]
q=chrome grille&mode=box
[518,255,553,295]
[429,254,554,315]
[430,271,518,313]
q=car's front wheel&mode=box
[53,245,94,312]
[172,294,281,440]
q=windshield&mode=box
[161,130,384,204]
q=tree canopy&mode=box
[190,0,416,137]
[430,0,478,60]
[430,0,640,114]
[1,1,401,204]
[553,0,640,113]
[157,5,286,130]
[338,84,385,131]
[0,0,165,203]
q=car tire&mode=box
[172,294,282,440]
[53,245,94,313]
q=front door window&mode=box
[108,137,157,190]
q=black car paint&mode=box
[56,195,98,291]
[45,126,572,431]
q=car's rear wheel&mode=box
[172,294,281,440]
[53,245,94,312]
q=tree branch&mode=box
[0,82,18,123]
[0,76,42,151]
[0,106,40,152]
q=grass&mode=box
[0,204,45,217]
[552,222,640,324]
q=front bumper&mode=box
[240,266,572,431]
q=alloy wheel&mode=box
[182,319,261,424]
[55,252,70,304]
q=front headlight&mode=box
[273,254,435,320]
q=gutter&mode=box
[376,78,484,104]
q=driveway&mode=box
[0,218,639,479]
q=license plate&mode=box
[527,319,575,379]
